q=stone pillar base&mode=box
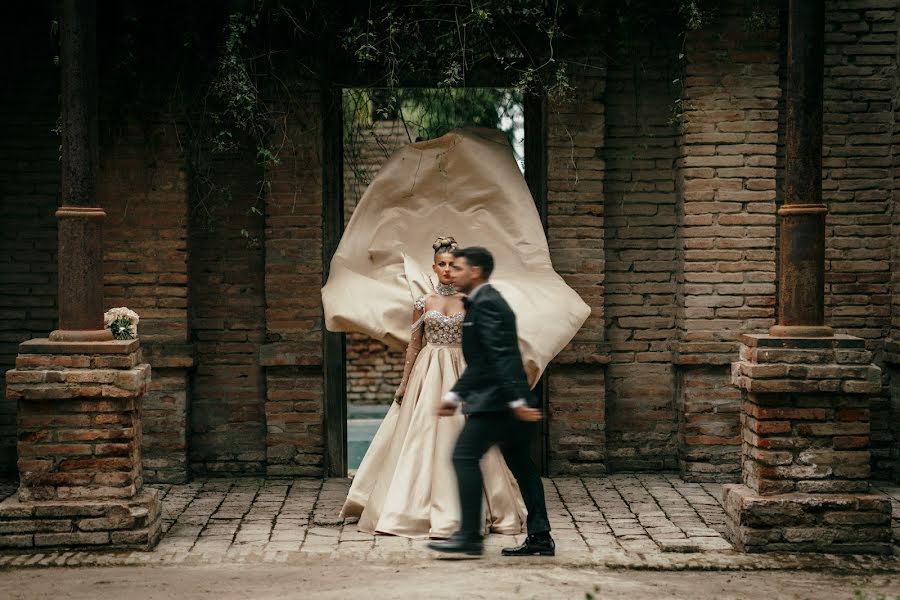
[2,338,162,550]
[0,489,162,550]
[727,334,892,554]
[723,484,892,554]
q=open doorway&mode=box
[340,87,526,475]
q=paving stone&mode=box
[0,475,897,569]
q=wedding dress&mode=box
[325,127,591,538]
[340,300,527,537]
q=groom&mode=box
[427,246,555,558]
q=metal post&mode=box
[50,0,112,342]
[770,0,832,338]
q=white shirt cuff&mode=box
[508,399,527,409]
[442,391,462,406]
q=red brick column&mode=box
[260,89,326,476]
[724,334,890,553]
[0,339,161,550]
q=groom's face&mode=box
[450,256,479,294]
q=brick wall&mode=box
[345,334,404,405]
[261,88,326,476]
[1,0,898,481]
[546,58,607,474]
[822,0,898,478]
[676,2,781,481]
[188,152,267,475]
[603,41,680,471]
[0,30,59,476]
[98,120,192,483]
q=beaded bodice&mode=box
[412,295,464,346]
[420,310,464,345]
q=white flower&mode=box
[104,307,139,339]
[104,307,139,328]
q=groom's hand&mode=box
[512,405,542,422]
[438,391,461,417]
[438,401,458,417]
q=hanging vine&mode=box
[83,0,780,241]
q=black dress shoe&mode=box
[427,534,484,557]
[502,533,555,556]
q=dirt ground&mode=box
[1,561,898,600]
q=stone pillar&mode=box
[0,340,161,549]
[0,0,160,550]
[52,0,110,343]
[724,1,893,554]
[724,335,891,553]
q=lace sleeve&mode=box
[411,296,428,331]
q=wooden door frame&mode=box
[322,86,550,477]
[523,91,550,475]
[322,86,347,477]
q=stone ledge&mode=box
[740,334,865,350]
[731,362,881,394]
[6,364,152,401]
[18,339,140,355]
[723,484,893,555]
[0,488,162,551]
[731,335,880,394]
[16,352,143,370]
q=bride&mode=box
[323,128,590,539]
[339,236,526,538]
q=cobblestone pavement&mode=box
[0,475,898,571]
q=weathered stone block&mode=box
[724,484,892,554]
[0,534,34,548]
[0,519,73,534]
[33,531,110,546]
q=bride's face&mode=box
[432,252,455,285]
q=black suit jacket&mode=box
[451,284,534,414]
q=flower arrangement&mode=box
[104,307,140,340]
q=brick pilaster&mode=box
[99,120,193,483]
[823,0,899,480]
[602,39,680,472]
[261,88,326,476]
[676,4,780,481]
[546,57,608,474]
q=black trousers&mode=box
[452,411,551,539]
